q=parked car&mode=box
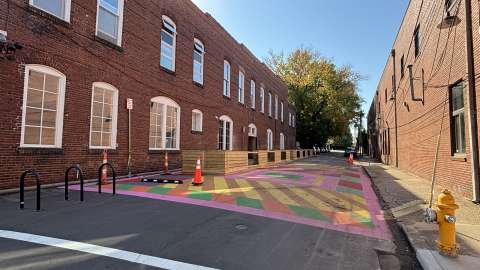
[344,147,358,158]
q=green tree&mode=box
[266,48,363,148]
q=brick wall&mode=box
[0,0,296,189]
[371,0,480,199]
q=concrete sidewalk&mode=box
[359,159,480,270]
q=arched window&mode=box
[218,115,233,150]
[193,38,205,84]
[268,92,272,117]
[160,16,176,71]
[280,133,285,150]
[192,109,203,132]
[223,60,231,97]
[89,82,119,149]
[248,124,257,137]
[267,129,274,151]
[149,96,181,150]
[21,65,66,148]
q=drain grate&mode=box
[235,224,248,230]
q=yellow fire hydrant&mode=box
[425,189,459,257]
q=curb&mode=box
[399,223,443,270]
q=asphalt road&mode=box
[0,154,419,270]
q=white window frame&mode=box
[238,70,245,104]
[250,80,256,109]
[248,123,257,137]
[274,95,278,119]
[160,16,177,72]
[267,129,273,151]
[149,96,181,150]
[89,82,119,149]
[280,101,284,122]
[293,115,296,127]
[20,65,66,148]
[280,133,285,150]
[289,112,292,126]
[95,0,125,46]
[193,38,205,85]
[30,0,72,22]
[219,115,233,151]
[268,92,272,117]
[260,87,265,113]
[223,60,231,97]
[192,109,203,132]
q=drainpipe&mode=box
[464,0,480,202]
[391,49,399,168]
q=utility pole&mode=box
[391,49,399,168]
[464,0,480,202]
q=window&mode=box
[267,129,273,151]
[268,92,272,117]
[400,55,405,78]
[89,83,118,149]
[280,101,284,122]
[96,0,124,46]
[274,95,278,119]
[191,109,203,132]
[292,115,296,127]
[450,83,466,154]
[260,87,265,113]
[248,123,257,152]
[280,133,285,150]
[160,16,176,71]
[289,112,292,126]
[445,0,457,16]
[21,65,66,148]
[385,88,388,103]
[250,80,256,109]
[149,96,181,150]
[193,39,204,84]
[218,115,233,150]
[30,0,71,22]
[238,70,245,104]
[414,25,420,58]
[248,123,257,137]
[223,61,231,97]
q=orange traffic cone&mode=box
[101,149,108,185]
[192,157,203,185]
[163,152,170,175]
[347,152,354,165]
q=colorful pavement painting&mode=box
[71,159,391,240]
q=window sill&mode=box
[451,155,467,162]
[238,102,245,107]
[223,95,231,100]
[149,149,181,154]
[87,148,118,155]
[27,5,72,28]
[94,36,124,52]
[193,81,204,88]
[191,130,203,135]
[17,147,64,155]
[160,66,176,76]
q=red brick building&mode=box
[0,0,296,189]
[368,0,480,201]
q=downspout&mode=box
[391,49,399,168]
[464,0,480,202]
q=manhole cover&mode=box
[235,224,248,230]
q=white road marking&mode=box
[0,230,220,270]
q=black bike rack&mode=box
[19,170,41,211]
[65,165,85,202]
[98,162,116,195]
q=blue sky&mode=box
[191,0,410,121]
